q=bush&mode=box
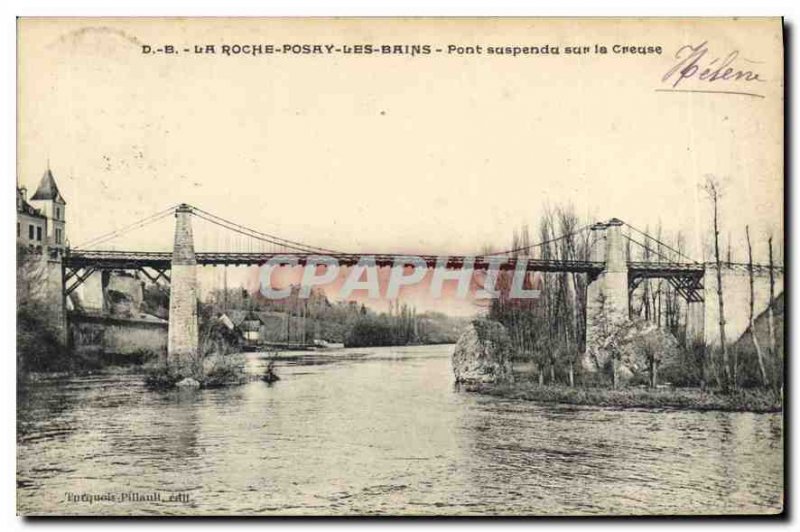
[16,245,69,376]
[659,338,706,387]
[143,354,247,389]
[202,354,247,387]
[17,305,66,374]
[143,360,183,389]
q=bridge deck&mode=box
[65,250,710,276]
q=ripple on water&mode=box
[17,345,784,516]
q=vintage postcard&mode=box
[16,17,784,516]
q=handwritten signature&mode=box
[662,41,764,88]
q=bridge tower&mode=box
[584,218,629,369]
[167,204,200,375]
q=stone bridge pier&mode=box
[167,204,199,375]
[584,219,628,369]
[582,217,784,367]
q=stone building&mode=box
[17,167,67,257]
[16,186,48,254]
[17,167,68,342]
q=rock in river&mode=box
[452,319,514,385]
[175,377,201,388]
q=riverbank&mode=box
[466,382,783,413]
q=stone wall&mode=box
[71,313,167,356]
[43,255,67,344]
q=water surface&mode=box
[17,344,783,515]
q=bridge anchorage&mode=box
[63,204,783,367]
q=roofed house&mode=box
[16,186,47,254]
[225,310,267,346]
[17,167,67,258]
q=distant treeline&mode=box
[344,301,465,348]
[184,285,466,348]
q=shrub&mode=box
[202,354,247,387]
[143,354,247,389]
[143,360,183,389]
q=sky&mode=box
[17,18,784,314]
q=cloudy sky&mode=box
[18,18,784,313]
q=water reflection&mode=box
[17,345,783,515]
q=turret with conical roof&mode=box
[31,168,66,203]
[29,166,66,255]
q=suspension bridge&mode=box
[53,202,781,372]
[64,204,710,294]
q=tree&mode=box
[746,226,769,387]
[702,175,731,391]
[592,293,635,389]
[557,206,588,386]
[767,235,777,362]
[639,331,661,388]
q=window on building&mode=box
[36,226,42,241]
[56,228,62,245]
[17,222,19,237]
[55,207,60,220]
[28,224,33,240]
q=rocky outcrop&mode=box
[452,319,514,384]
[583,318,680,383]
[106,274,144,317]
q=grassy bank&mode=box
[466,382,783,413]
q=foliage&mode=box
[16,245,68,374]
[142,308,247,389]
[202,354,247,387]
[143,354,247,389]
[143,360,182,389]
[660,338,706,388]
[203,285,465,347]
[487,206,589,385]
[471,318,510,349]
[485,201,784,393]
[198,302,242,356]
[344,303,464,347]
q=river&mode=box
[17,344,783,516]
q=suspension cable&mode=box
[73,204,179,249]
[623,234,683,264]
[622,221,699,264]
[193,210,316,253]
[484,223,594,257]
[191,207,343,255]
